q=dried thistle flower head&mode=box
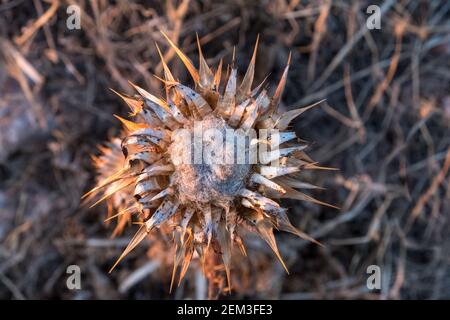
[89,137,134,237]
[86,32,335,295]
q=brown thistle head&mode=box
[85,32,336,296]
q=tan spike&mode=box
[304,162,340,171]
[275,176,324,190]
[214,58,223,90]
[152,76,178,88]
[147,187,173,202]
[228,98,251,127]
[180,207,195,244]
[167,101,188,123]
[155,43,177,100]
[113,115,147,132]
[254,89,270,114]
[237,34,259,101]
[256,220,289,274]
[129,81,165,106]
[217,221,232,291]
[233,234,247,256]
[129,81,181,130]
[267,52,291,116]
[175,83,212,117]
[271,209,323,247]
[251,173,286,194]
[215,68,236,118]
[134,178,164,198]
[231,46,236,67]
[275,99,325,130]
[104,204,139,222]
[240,102,259,130]
[286,225,323,247]
[140,108,165,127]
[109,225,149,272]
[178,238,194,287]
[259,145,307,164]
[82,165,132,200]
[160,31,199,83]
[240,189,282,215]
[170,242,184,293]
[145,198,179,231]
[259,166,300,179]
[196,33,214,89]
[292,151,313,164]
[198,243,208,276]
[155,43,176,83]
[89,178,135,208]
[109,88,143,115]
[129,82,174,111]
[250,75,269,98]
[111,211,133,238]
[279,182,340,209]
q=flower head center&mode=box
[169,115,251,206]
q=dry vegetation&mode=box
[0,0,449,299]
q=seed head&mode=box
[86,33,335,296]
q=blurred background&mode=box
[0,0,449,299]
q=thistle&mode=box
[85,32,335,295]
[90,137,135,237]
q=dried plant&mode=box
[90,137,135,238]
[86,32,335,296]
